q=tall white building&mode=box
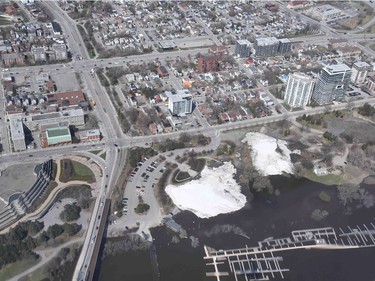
[351,61,371,85]
[9,116,26,152]
[284,73,315,108]
[167,90,193,117]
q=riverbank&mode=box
[97,175,375,281]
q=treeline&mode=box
[0,221,81,270]
[358,103,375,117]
[128,147,157,168]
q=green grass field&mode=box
[89,150,102,155]
[0,258,40,281]
[100,151,107,160]
[71,160,95,182]
[303,169,346,186]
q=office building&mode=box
[167,90,193,116]
[235,39,251,58]
[351,61,371,85]
[312,63,351,105]
[284,73,315,108]
[9,116,26,151]
[254,37,280,57]
[309,4,342,22]
[25,108,85,131]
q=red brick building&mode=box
[157,65,169,78]
[198,53,218,73]
[46,90,86,107]
[76,129,101,142]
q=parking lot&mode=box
[108,155,167,235]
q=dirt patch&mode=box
[0,163,38,202]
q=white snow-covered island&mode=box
[165,162,246,219]
[242,132,295,176]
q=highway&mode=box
[1,2,375,280]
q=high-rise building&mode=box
[168,90,193,116]
[278,38,292,54]
[254,37,280,57]
[351,61,371,85]
[235,39,251,58]
[284,73,315,108]
[9,116,26,151]
[312,63,351,105]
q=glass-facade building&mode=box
[312,63,351,105]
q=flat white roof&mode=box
[325,63,351,73]
[9,117,25,140]
[237,39,250,45]
[353,61,370,68]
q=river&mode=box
[97,176,375,281]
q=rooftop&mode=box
[9,117,24,140]
[256,37,279,46]
[324,63,351,73]
[289,72,315,81]
[237,39,251,45]
[353,61,371,68]
[46,127,70,138]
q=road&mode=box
[42,1,89,60]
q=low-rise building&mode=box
[31,46,47,61]
[40,127,72,148]
[76,129,101,142]
[25,108,85,131]
[157,65,169,78]
[52,44,68,60]
[309,4,343,22]
[208,45,227,60]
[46,90,87,107]
[1,52,24,66]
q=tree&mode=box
[179,132,192,143]
[60,204,81,222]
[358,103,375,117]
[46,224,64,239]
[135,203,150,214]
[250,171,273,193]
[62,223,82,236]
